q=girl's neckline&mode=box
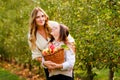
[52,41,63,47]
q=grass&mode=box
[75,68,120,80]
[94,68,120,80]
[0,63,120,80]
[94,68,109,80]
[112,69,120,80]
[0,67,25,80]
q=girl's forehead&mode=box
[48,21,59,28]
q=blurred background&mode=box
[0,0,120,80]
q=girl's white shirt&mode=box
[49,41,75,77]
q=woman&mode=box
[28,7,51,80]
[28,7,75,80]
[44,23,75,80]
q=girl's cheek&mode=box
[50,32,55,36]
[50,32,53,35]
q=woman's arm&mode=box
[28,33,43,61]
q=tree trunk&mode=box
[109,66,114,80]
[28,60,32,71]
[86,63,94,80]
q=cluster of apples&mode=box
[42,43,58,56]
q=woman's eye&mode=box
[36,15,45,19]
[36,16,40,18]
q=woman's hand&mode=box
[36,57,42,62]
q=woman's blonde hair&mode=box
[29,7,51,49]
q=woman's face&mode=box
[50,24,60,40]
[35,11,46,27]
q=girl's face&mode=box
[50,24,60,40]
[35,11,46,27]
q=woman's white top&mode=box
[28,32,50,59]
[28,32,75,59]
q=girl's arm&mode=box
[68,34,76,53]
[61,48,75,70]
[53,48,75,70]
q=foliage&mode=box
[0,0,120,79]
[0,67,25,80]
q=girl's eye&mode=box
[41,15,45,17]
[53,27,57,29]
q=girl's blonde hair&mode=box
[29,7,51,49]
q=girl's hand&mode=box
[43,61,56,69]
[43,61,63,70]
[54,63,63,69]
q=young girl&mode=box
[43,24,75,80]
